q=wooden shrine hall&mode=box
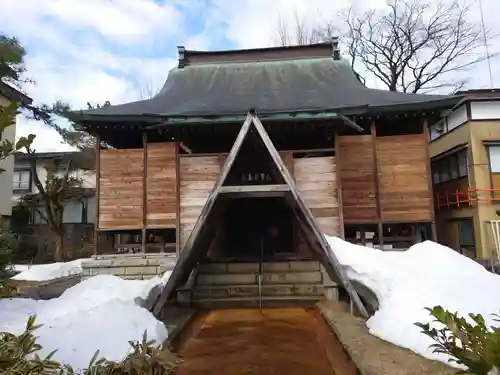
[67,41,461,312]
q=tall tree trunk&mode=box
[54,230,64,262]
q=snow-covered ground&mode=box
[2,237,500,370]
[0,272,171,370]
[12,258,89,281]
[326,236,500,368]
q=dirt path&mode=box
[173,308,357,375]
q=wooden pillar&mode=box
[334,132,345,239]
[142,132,148,253]
[93,134,100,256]
[371,121,384,248]
[175,142,181,256]
[422,119,438,242]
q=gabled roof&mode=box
[152,112,369,318]
[67,44,461,124]
[0,81,32,106]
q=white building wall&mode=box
[0,95,15,218]
[470,101,500,120]
[446,104,468,131]
[12,155,96,224]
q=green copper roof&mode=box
[68,56,461,123]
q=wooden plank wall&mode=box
[337,135,378,223]
[294,156,341,237]
[99,149,143,230]
[146,143,177,228]
[179,155,221,250]
[376,134,433,222]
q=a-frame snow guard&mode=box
[152,113,369,318]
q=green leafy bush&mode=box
[0,315,181,375]
[415,305,500,375]
[0,231,19,297]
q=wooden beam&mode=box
[252,115,368,319]
[371,121,384,248]
[422,119,438,241]
[93,134,100,256]
[142,132,147,253]
[334,132,345,239]
[153,114,254,317]
[175,141,181,256]
[219,184,290,198]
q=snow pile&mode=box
[326,236,500,367]
[0,271,171,370]
[12,258,90,281]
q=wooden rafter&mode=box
[152,112,368,318]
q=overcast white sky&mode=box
[0,0,498,152]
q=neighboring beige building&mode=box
[429,89,500,261]
[0,82,32,228]
[12,151,96,225]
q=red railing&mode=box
[436,188,500,209]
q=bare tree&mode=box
[342,0,496,93]
[275,0,496,93]
[274,9,334,46]
[21,153,87,261]
[138,80,159,100]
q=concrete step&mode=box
[196,270,323,286]
[193,284,326,299]
[192,295,323,310]
[197,260,321,274]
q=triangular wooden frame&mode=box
[152,113,368,318]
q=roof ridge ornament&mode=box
[331,37,340,60]
[177,46,186,68]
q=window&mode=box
[13,170,31,191]
[431,149,468,184]
[488,145,500,173]
[449,156,459,179]
[429,120,446,141]
[81,199,88,224]
[458,151,468,176]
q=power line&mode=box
[478,0,493,87]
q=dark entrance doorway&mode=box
[217,197,295,261]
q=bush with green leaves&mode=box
[0,231,19,297]
[0,315,181,375]
[415,305,500,375]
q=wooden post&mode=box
[377,222,384,249]
[93,134,100,256]
[175,141,181,256]
[371,121,384,248]
[142,132,148,253]
[422,119,438,242]
[334,132,345,239]
[431,222,438,242]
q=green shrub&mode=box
[415,305,500,375]
[0,231,19,297]
[0,315,181,375]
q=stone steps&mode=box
[193,283,326,299]
[192,295,321,309]
[180,260,338,308]
[198,260,320,274]
[196,270,323,285]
